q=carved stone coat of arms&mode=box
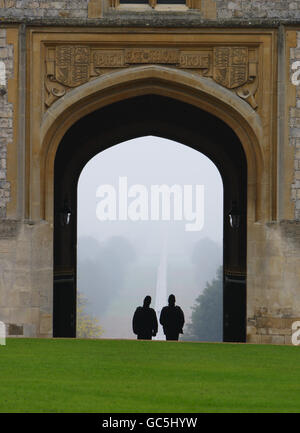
[55,46,91,88]
[213,47,248,89]
[45,44,258,110]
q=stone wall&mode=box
[0,0,89,19]
[215,0,300,20]
[247,221,300,344]
[1,0,300,20]
[290,32,300,220]
[0,28,12,219]
[0,220,53,338]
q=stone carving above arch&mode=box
[45,44,259,110]
[28,28,276,248]
[40,63,265,223]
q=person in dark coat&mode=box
[132,296,158,340]
[159,294,185,341]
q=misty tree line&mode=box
[77,292,103,338]
[183,267,223,342]
[77,236,223,342]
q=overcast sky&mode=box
[77,136,223,339]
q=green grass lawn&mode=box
[0,338,300,413]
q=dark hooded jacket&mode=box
[132,306,158,337]
[160,305,185,335]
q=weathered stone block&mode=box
[39,314,52,335]
[247,334,261,344]
[8,323,23,335]
[0,220,20,238]
[88,0,102,18]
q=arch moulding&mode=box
[25,27,277,227]
[37,65,265,225]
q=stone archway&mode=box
[39,66,265,223]
[52,93,249,341]
[33,66,265,341]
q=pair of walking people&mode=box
[132,294,185,341]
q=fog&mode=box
[77,136,223,340]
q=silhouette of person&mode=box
[132,296,158,340]
[159,294,185,341]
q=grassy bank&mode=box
[0,338,299,413]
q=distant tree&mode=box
[185,266,223,342]
[191,238,222,290]
[77,292,103,338]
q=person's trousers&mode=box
[137,334,152,340]
[165,333,179,341]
